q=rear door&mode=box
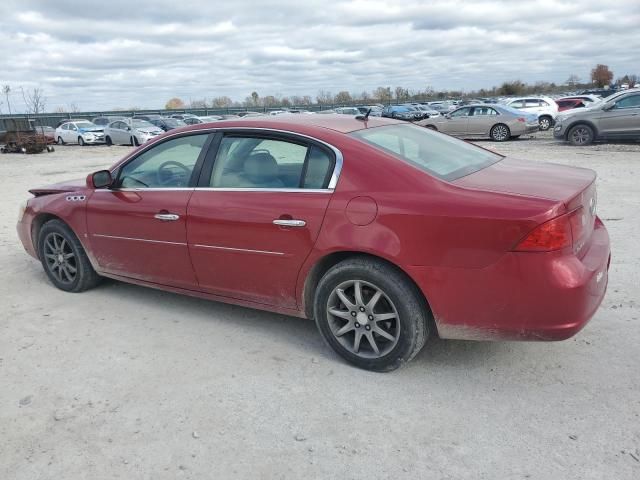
[187,131,339,308]
[86,132,213,289]
[467,106,499,135]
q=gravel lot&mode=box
[1,132,639,479]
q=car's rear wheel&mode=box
[78,136,85,146]
[133,136,140,146]
[490,123,510,141]
[105,136,112,146]
[425,125,437,131]
[38,220,101,293]
[568,124,594,146]
[57,136,64,145]
[538,115,552,131]
[314,257,429,372]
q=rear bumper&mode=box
[406,219,610,341]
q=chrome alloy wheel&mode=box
[43,232,77,284]
[491,124,509,141]
[326,280,400,358]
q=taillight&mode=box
[514,208,583,252]
[517,117,525,123]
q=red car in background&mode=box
[556,98,586,112]
[35,125,56,144]
[16,115,610,371]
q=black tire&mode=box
[425,125,437,131]
[314,257,429,372]
[105,136,113,146]
[37,219,101,293]
[133,136,140,147]
[78,136,85,146]
[567,124,594,146]
[57,136,65,145]
[490,123,511,141]
[538,115,552,131]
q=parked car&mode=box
[92,115,128,127]
[356,106,383,117]
[381,105,422,121]
[557,95,601,104]
[417,104,539,141]
[556,98,586,112]
[148,117,186,132]
[407,104,440,118]
[169,113,197,120]
[133,114,163,122]
[55,121,105,145]
[104,119,164,146]
[183,115,224,125]
[502,97,559,130]
[18,114,610,371]
[334,107,361,115]
[34,125,56,144]
[553,88,640,145]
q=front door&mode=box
[443,107,471,135]
[187,132,337,307]
[597,93,640,137]
[86,132,212,289]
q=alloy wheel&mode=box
[326,280,400,359]
[492,124,509,141]
[539,117,551,130]
[43,232,77,284]
[571,127,591,145]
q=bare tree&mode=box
[68,103,81,113]
[316,89,334,105]
[211,96,233,108]
[2,85,12,114]
[566,74,581,87]
[334,91,352,104]
[21,87,47,114]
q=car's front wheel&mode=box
[314,257,429,372]
[105,136,113,146]
[57,136,64,145]
[490,123,510,141]
[568,124,594,146]
[38,220,101,292]
[78,136,85,146]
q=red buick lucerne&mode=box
[17,114,610,371]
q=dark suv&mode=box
[553,88,640,145]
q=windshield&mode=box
[75,121,97,129]
[164,118,185,127]
[132,120,156,129]
[350,124,503,181]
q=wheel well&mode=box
[31,213,62,258]
[302,251,437,334]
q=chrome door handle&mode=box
[273,219,306,227]
[154,213,180,221]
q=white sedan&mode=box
[55,121,105,146]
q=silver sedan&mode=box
[416,104,539,141]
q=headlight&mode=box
[18,199,29,222]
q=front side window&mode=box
[614,94,640,109]
[450,107,471,117]
[208,136,334,189]
[350,124,502,181]
[117,134,208,188]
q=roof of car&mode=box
[178,113,403,134]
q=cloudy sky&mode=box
[0,0,638,112]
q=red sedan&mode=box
[17,115,610,371]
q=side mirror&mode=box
[445,113,452,119]
[89,170,113,189]
[602,103,614,111]
[126,126,131,131]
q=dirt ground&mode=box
[1,131,639,479]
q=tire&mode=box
[314,257,429,372]
[46,145,55,152]
[78,136,85,146]
[57,136,65,145]
[538,116,552,131]
[490,123,510,141]
[567,124,594,146]
[37,220,101,293]
[105,136,112,146]
[133,136,140,147]
[425,125,437,131]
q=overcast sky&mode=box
[0,0,638,112]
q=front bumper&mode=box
[405,218,610,341]
[82,135,106,144]
[553,124,567,139]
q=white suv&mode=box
[502,96,559,130]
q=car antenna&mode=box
[355,108,372,121]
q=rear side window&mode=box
[350,124,502,181]
[209,136,334,189]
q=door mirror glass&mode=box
[444,113,451,119]
[92,170,113,189]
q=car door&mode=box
[442,107,471,135]
[86,132,213,289]
[64,123,76,143]
[467,106,498,135]
[187,131,338,308]
[113,121,130,144]
[597,93,640,137]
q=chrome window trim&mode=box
[194,187,333,193]
[109,126,344,191]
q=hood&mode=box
[29,178,87,196]
[454,157,595,203]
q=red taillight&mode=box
[517,117,525,123]
[514,208,583,252]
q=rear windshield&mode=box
[350,124,503,181]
